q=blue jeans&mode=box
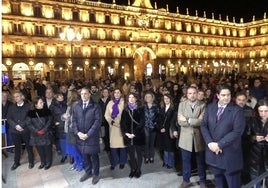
[82,153,99,176]
[110,148,127,167]
[181,148,206,183]
[58,137,67,156]
[164,151,174,168]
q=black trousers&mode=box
[127,145,143,172]
[11,132,34,165]
[36,145,52,166]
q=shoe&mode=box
[11,163,20,170]
[129,170,136,178]
[29,163,34,169]
[166,165,173,169]
[200,183,207,188]
[110,166,115,170]
[92,176,100,185]
[177,171,182,176]
[135,170,141,178]
[162,162,166,167]
[144,158,149,164]
[44,164,51,170]
[79,173,92,182]
[149,158,154,163]
[38,164,45,169]
[60,156,67,163]
[69,157,74,164]
[179,181,190,188]
[119,164,125,169]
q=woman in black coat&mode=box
[121,93,145,178]
[156,94,177,169]
[49,93,68,163]
[27,97,52,169]
[248,99,268,188]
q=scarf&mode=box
[128,102,137,110]
[111,98,120,119]
[57,101,65,108]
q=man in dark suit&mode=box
[201,84,245,188]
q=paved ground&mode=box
[2,144,216,188]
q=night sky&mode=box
[101,0,268,23]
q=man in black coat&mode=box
[72,87,102,185]
[7,91,34,170]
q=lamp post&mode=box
[60,26,82,79]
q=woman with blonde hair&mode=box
[64,87,83,171]
[143,91,159,164]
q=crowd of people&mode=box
[2,72,268,187]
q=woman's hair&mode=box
[31,96,44,110]
[255,99,268,118]
[67,89,79,106]
[125,92,140,108]
[144,91,155,102]
[160,94,174,108]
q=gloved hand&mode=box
[37,130,45,135]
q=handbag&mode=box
[169,127,175,139]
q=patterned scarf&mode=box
[111,98,120,119]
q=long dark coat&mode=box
[120,107,145,146]
[27,109,52,146]
[72,99,102,155]
[156,106,177,152]
[201,102,245,174]
[248,118,268,176]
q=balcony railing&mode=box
[242,171,268,188]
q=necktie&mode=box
[83,103,87,110]
[216,107,224,121]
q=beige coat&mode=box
[177,100,206,152]
[104,98,125,148]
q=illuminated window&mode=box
[146,63,153,76]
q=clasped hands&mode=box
[37,129,45,135]
[256,135,268,142]
[208,142,222,155]
[125,133,135,139]
[15,125,24,132]
[77,132,88,140]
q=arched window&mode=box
[146,63,153,76]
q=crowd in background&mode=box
[2,71,268,187]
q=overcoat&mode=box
[72,99,102,155]
[178,100,206,152]
[201,102,245,173]
[104,98,125,148]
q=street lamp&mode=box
[59,26,82,78]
